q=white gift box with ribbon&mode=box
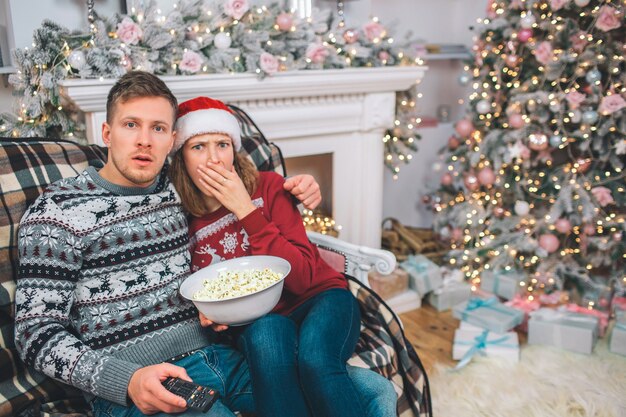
[452,328,520,368]
[480,269,525,300]
[528,307,599,355]
[453,297,524,334]
[427,268,471,311]
[609,318,626,356]
[400,254,443,297]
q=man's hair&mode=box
[169,149,259,218]
[106,71,178,124]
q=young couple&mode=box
[14,71,396,417]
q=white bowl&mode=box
[179,255,291,326]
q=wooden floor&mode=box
[398,301,527,374]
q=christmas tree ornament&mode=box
[575,158,591,173]
[555,218,572,234]
[528,132,548,151]
[458,72,471,86]
[515,200,530,216]
[476,99,491,114]
[451,227,464,242]
[464,173,480,191]
[343,29,359,44]
[455,119,474,137]
[517,28,533,43]
[505,54,519,67]
[478,167,496,186]
[583,224,596,235]
[67,50,87,70]
[448,135,461,150]
[520,14,536,29]
[549,101,561,112]
[275,12,294,31]
[214,32,232,49]
[441,173,454,186]
[549,134,563,147]
[422,195,432,204]
[613,232,623,242]
[585,68,602,84]
[539,234,559,253]
[508,113,525,128]
[574,0,590,7]
[569,109,582,123]
[582,110,598,125]
[493,206,506,218]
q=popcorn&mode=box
[193,268,283,301]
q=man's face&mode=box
[100,96,176,188]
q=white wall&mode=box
[0,0,484,231]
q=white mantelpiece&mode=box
[59,67,426,247]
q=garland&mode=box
[0,0,423,174]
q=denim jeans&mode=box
[239,288,377,417]
[91,344,254,417]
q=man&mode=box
[14,71,396,417]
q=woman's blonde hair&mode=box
[169,148,259,218]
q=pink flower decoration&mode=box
[598,94,626,115]
[306,44,329,64]
[224,0,250,20]
[550,0,569,11]
[565,90,585,110]
[569,31,588,52]
[595,5,622,32]
[259,52,279,74]
[179,50,203,73]
[533,41,553,65]
[363,22,386,42]
[591,186,614,207]
[116,17,143,45]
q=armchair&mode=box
[0,105,431,417]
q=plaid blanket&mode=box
[0,134,430,416]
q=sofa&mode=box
[0,108,431,416]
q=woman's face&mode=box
[182,132,235,196]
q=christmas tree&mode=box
[431,0,625,308]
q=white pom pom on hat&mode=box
[172,96,241,153]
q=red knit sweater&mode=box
[189,171,347,315]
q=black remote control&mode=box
[162,377,219,413]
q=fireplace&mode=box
[59,67,425,247]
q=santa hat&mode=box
[172,97,241,154]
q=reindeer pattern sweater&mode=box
[14,167,213,406]
[189,171,347,316]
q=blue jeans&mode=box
[91,344,254,417]
[239,288,387,417]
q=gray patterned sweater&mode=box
[14,167,213,406]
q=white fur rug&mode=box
[430,337,626,417]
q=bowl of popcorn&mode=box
[179,255,291,326]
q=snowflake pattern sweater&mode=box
[189,171,347,315]
[14,167,214,406]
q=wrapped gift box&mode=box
[368,267,409,300]
[427,282,472,312]
[452,297,524,333]
[609,320,626,356]
[480,269,525,300]
[528,308,599,354]
[400,254,443,297]
[453,328,520,366]
[563,303,609,337]
[504,294,541,333]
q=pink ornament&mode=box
[508,113,525,129]
[554,218,572,234]
[464,173,480,191]
[528,132,549,151]
[505,54,519,67]
[455,119,474,138]
[343,29,359,44]
[378,50,391,61]
[539,234,559,253]
[276,12,293,31]
[518,28,533,43]
[451,228,464,242]
[614,231,623,242]
[583,224,596,235]
[448,136,461,150]
[441,173,454,186]
[493,207,505,218]
[478,167,496,186]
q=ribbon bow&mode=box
[466,297,498,311]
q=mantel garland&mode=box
[0,0,425,175]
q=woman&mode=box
[169,97,396,417]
